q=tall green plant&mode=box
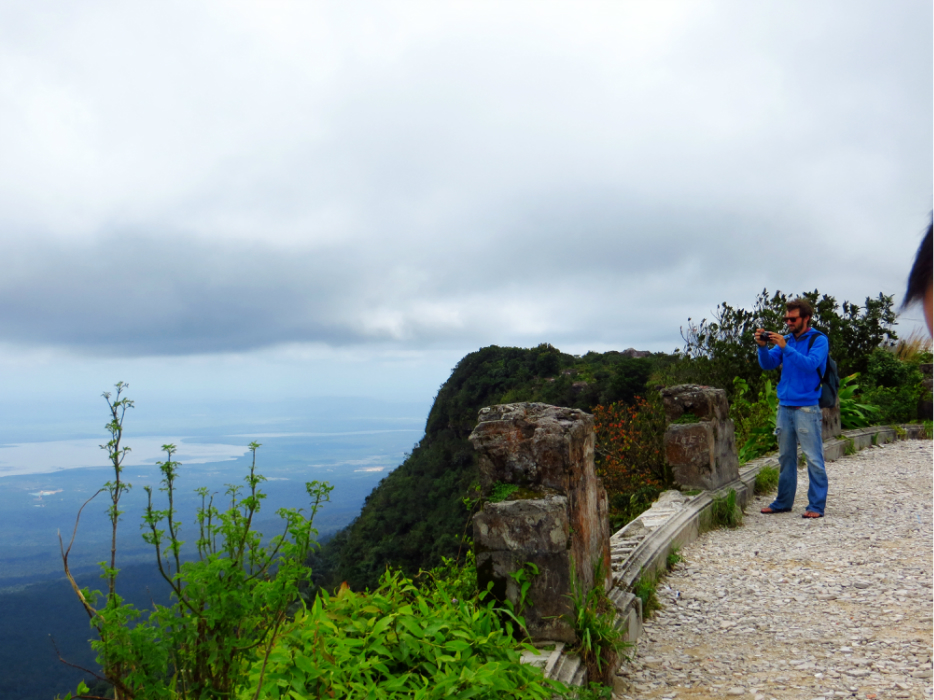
[838,373,882,428]
[60,385,333,700]
[565,563,629,687]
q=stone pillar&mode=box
[821,396,842,441]
[470,403,611,643]
[660,384,739,491]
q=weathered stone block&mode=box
[822,397,841,441]
[659,384,730,423]
[474,497,569,555]
[470,403,612,643]
[474,501,575,641]
[470,403,595,494]
[661,385,739,491]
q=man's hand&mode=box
[756,329,786,348]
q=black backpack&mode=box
[806,330,839,409]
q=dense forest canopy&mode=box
[310,344,672,591]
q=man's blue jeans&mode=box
[769,404,828,515]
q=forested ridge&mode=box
[311,343,673,591]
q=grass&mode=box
[843,437,857,456]
[488,482,520,503]
[671,412,700,424]
[666,545,683,571]
[566,562,630,687]
[754,465,779,495]
[871,432,878,446]
[709,488,743,529]
[893,327,933,363]
[923,421,933,440]
[633,571,662,619]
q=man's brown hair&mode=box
[786,298,813,319]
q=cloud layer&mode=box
[0,1,930,357]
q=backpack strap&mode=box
[806,330,825,390]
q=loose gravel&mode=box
[617,439,933,700]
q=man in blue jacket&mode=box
[755,298,829,518]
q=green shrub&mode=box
[859,348,928,423]
[754,466,779,494]
[709,489,743,529]
[731,377,778,463]
[419,550,478,604]
[593,397,669,529]
[243,570,563,700]
[839,373,883,428]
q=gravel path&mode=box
[617,439,933,700]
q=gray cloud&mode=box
[0,1,930,358]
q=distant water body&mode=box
[0,408,424,699]
[0,428,419,477]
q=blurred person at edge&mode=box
[755,298,829,519]
[902,218,932,335]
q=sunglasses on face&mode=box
[784,316,802,323]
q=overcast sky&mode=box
[0,1,931,427]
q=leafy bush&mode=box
[592,397,670,528]
[754,466,779,495]
[418,550,478,605]
[730,377,778,463]
[709,489,742,529]
[838,373,882,428]
[60,384,332,700]
[857,348,930,424]
[241,570,563,700]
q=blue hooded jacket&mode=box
[757,327,828,407]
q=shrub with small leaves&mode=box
[241,570,564,700]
